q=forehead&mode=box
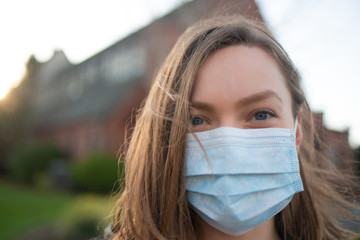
[192,45,291,105]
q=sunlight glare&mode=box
[0,81,16,100]
[0,87,9,100]
[0,69,24,101]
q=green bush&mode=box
[58,195,112,240]
[71,152,122,194]
[9,141,64,184]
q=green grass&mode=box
[0,182,72,239]
[0,181,114,240]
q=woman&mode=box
[110,16,359,240]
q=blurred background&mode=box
[0,0,359,239]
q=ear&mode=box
[295,114,303,153]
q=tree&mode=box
[355,146,360,179]
[0,55,40,174]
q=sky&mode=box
[255,0,360,147]
[0,0,359,146]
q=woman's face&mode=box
[190,45,297,132]
[189,45,302,239]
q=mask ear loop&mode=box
[293,116,299,146]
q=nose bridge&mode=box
[218,110,239,128]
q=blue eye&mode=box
[253,111,274,121]
[191,116,204,126]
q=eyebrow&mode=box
[236,90,283,107]
[190,90,283,111]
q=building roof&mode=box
[30,0,261,129]
[31,78,142,128]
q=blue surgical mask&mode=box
[185,123,303,236]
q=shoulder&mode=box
[89,222,115,240]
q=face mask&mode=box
[185,123,303,236]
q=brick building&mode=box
[312,112,355,171]
[28,0,355,170]
[30,0,261,159]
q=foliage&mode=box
[355,146,360,178]
[0,55,40,173]
[70,152,123,194]
[58,195,113,240]
[9,141,65,184]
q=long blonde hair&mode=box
[111,16,359,240]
